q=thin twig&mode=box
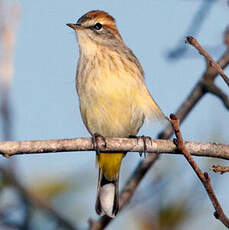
[186,36,229,87]
[169,113,229,228]
[210,165,229,174]
[158,49,229,139]
[0,138,228,160]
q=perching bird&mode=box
[67,10,164,218]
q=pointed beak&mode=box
[66,23,82,31]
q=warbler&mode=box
[67,10,164,218]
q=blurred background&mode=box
[0,0,229,229]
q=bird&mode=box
[67,10,164,218]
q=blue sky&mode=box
[3,0,229,229]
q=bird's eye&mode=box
[93,23,102,30]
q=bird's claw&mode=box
[137,135,152,158]
[92,133,107,154]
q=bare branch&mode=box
[0,138,228,160]
[210,165,229,174]
[202,81,229,110]
[158,49,229,139]
[169,114,229,228]
[186,36,229,87]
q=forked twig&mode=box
[169,114,229,228]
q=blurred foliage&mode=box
[131,169,197,230]
[28,178,73,201]
[138,201,190,230]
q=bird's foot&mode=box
[92,133,107,154]
[137,135,152,158]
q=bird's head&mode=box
[67,10,124,54]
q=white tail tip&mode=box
[99,183,116,218]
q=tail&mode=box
[95,152,124,218]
